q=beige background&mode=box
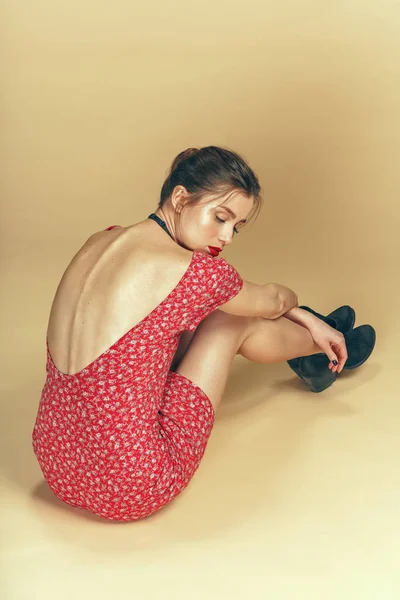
[1,1,399,599]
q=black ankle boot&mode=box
[286,306,377,393]
[287,305,355,393]
[291,324,377,392]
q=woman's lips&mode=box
[208,246,221,256]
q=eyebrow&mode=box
[219,206,247,223]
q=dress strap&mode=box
[104,225,121,231]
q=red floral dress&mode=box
[32,227,243,521]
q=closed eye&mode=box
[216,216,240,234]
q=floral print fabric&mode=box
[32,238,243,521]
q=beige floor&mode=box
[2,255,399,600]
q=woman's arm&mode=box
[282,307,321,330]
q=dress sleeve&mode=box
[184,253,244,331]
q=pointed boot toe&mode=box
[343,325,376,370]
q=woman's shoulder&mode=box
[91,220,236,276]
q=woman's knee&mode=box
[173,310,256,411]
[171,310,255,374]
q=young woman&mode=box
[32,146,375,521]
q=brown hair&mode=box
[158,146,263,238]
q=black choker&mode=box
[147,213,174,240]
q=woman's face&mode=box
[175,189,255,256]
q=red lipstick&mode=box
[208,246,222,256]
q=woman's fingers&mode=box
[323,339,348,374]
[326,348,339,371]
[330,340,348,373]
[309,323,348,374]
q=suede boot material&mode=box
[287,304,356,384]
[287,306,376,393]
[298,354,337,393]
[341,324,376,370]
[293,325,376,392]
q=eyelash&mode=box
[216,216,240,234]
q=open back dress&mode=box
[32,226,243,521]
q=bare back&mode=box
[46,220,194,376]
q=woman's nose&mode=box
[218,225,235,246]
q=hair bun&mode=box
[170,148,198,173]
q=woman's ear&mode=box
[171,186,188,213]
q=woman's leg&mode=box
[174,311,323,412]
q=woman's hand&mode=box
[308,320,348,374]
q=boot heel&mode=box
[287,354,336,393]
[298,354,337,393]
